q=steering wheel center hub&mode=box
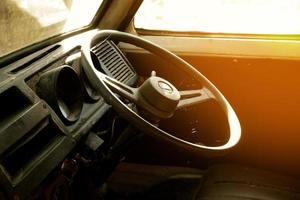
[138,76,180,118]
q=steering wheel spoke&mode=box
[177,88,214,109]
[98,71,138,103]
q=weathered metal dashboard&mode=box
[0,30,137,199]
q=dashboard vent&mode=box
[91,40,137,86]
[1,118,63,179]
[0,87,31,127]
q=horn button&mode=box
[138,76,180,118]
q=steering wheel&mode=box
[81,30,241,154]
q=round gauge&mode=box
[37,65,83,123]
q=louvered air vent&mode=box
[91,40,137,86]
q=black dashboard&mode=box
[0,30,137,199]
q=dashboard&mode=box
[0,30,137,199]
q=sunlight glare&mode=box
[63,0,103,31]
[135,0,300,34]
[14,0,102,31]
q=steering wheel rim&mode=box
[81,30,241,154]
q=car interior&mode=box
[1,0,300,199]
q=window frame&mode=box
[124,21,300,60]
[135,26,300,41]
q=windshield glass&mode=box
[135,0,300,35]
[0,0,103,57]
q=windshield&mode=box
[0,0,103,57]
[135,0,300,35]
